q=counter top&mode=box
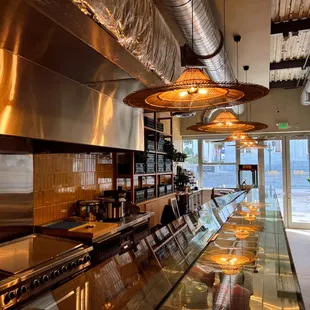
[41,212,154,242]
[25,187,304,310]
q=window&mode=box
[202,141,236,188]
[240,148,258,164]
[183,140,199,179]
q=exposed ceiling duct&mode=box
[161,0,236,83]
[161,0,245,120]
[72,0,181,84]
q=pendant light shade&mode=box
[123,68,269,112]
[187,110,268,133]
[202,250,255,275]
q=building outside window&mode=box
[182,139,199,180]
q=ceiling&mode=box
[270,0,310,88]
[155,0,310,90]
[155,0,271,88]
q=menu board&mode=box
[155,226,171,243]
[155,238,184,268]
[174,226,194,255]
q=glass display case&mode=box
[20,188,304,310]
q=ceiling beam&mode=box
[270,79,305,88]
[270,59,310,70]
[271,19,310,35]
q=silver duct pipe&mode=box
[202,105,244,123]
[161,0,236,82]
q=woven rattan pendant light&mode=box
[187,110,268,133]
[123,1,268,112]
[123,68,268,112]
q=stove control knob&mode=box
[68,261,77,270]
[41,275,50,284]
[83,255,91,263]
[60,266,67,273]
[31,279,40,288]
[4,291,16,303]
[17,286,28,297]
[51,270,60,278]
[77,258,83,266]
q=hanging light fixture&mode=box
[123,69,268,112]
[187,110,268,133]
[203,250,255,275]
[123,1,268,113]
[240,211,258,223]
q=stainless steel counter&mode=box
[93,212,154,242]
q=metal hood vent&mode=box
[72,0,181,84]
[0,0,182,150]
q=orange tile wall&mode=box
[34,153,113,225]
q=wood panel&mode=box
[139,194,176,228]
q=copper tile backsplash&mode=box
[34,153,113,225]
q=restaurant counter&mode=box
[20,187,304,310]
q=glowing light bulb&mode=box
[233,136,237,139]
[226,121,233,126]
[188,86,198,94]
[241,135,245,139]
[217,122,223,126]
[198,88,208,94]
[179,91,187,97]
[221,257,227,261]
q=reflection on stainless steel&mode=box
[0,235,82,274]
[0,0,165,94]
[0,155,33,242]
[71,0,181,84]
[0,49,144,150]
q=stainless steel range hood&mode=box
[0,0,181,150]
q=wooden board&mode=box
[69,222,119,239]
[41,221,119,241]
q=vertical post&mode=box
[258,147,265,187]
[198,138,203,188]
[155,112,158,198]
[130,151,135,203]
[112,152,117,190]
[236,145,240,187]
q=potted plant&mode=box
[164,141,188,162]
[178,153,188,162]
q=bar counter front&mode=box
[21,187,304,310]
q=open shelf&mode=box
[156,151,167,155]
[157,172,173,175]
[144,126,156,132]
[134,173,156,177]
[117,174,131,178]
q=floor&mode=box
[286,229,310,309]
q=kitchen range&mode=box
[0,235,92,309]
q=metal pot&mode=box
[100,198,125,220]
[76,200,101,221]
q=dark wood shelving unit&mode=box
[115,112,174,205]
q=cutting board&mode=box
[42,221,119,240]
[69,222,119,239]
